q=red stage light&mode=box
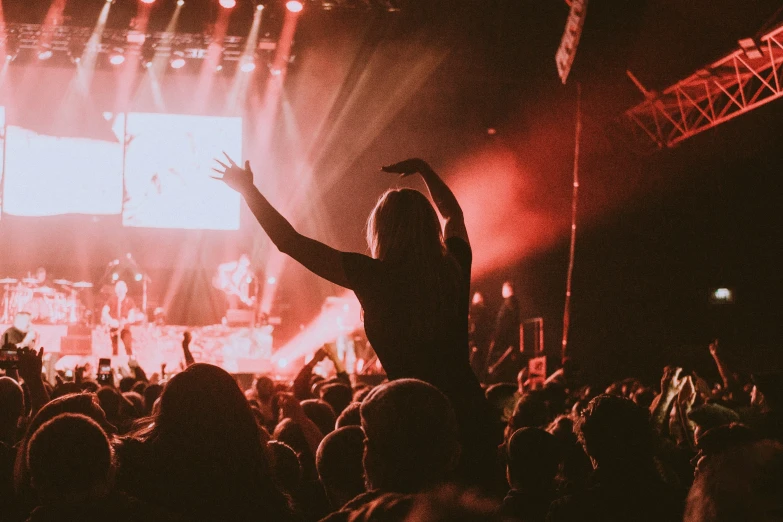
[140,0,155,4]
[219,0,236,7]
[286,0,303,12]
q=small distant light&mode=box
[277,359,288,368]
[256,3,264,10]
[714,288,731,299]
[134,273,143,282]
[170,52,186,69]
[37,49,53,61]
[176,0,184,6]
[144,61,152,68]
[5,55,12,62]
[109,52,125,65]
[267,276,276,285]
[141,0,156,4]
[240,60,256,72]
[219,0,236,7]
[269,67,282,76]
[215,64,223,71]
[487,127,497,135]
[286,0,303,12]
[73,56,81,63]
[112,273,119,281]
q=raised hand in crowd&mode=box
[212,153,255,194]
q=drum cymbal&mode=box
[22,278,40,285]
[72,281,94,289]
[54,279,72,286]
[35,286,56,295]
[0,277,17,284]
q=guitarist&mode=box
[101,280,137,356]
[213,254,258,310]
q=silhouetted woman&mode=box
[214,155,495,486]
[114,363,294,521]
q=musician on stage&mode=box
[486,281,521,383]
[213,254,258,310]
[101,280,136,356]
[2,311,39,349]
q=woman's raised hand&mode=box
[381,158,432,177]
[212,152,254,193]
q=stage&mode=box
[2,323,275,378]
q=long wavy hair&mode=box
[124,364,293,520]
[367,189,461,338]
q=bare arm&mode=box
[382,158,469,244]
[212,155,351,289]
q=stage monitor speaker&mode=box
[60,335,92,356]
[226,309,254,327]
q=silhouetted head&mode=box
[13,393,114,501]
[255,376,275,402]
[0,376,24,441]
[267,441,302,496]
[685,440,783,522]
[27,414,112,505]
[502,281,514,299]
[12,311,31,333]
[506,428,561,490]
[142,363,291,519]
[119,376,137,393]
[320,383,353,417]
[367,189,444,263]
[96,386,123,421]
[578,395,655,470]
[141,384,161,414]
[336,402,362,429]
[273,418,312,458]
[360,379,460,493]
[692,423,760,475]
[316,426,366,508]
[301,399,337,436]
[508,392,550,434]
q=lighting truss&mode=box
[623,21,783,148]
[0,23,277,65]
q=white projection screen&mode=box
[2,116,125,216]
[122,113,242,230]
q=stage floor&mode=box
[2,323,275,377]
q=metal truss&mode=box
[623,22,783,148]
[0,23,278,65]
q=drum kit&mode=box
[1,277,92,324]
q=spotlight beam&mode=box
[225,6,263,113]
[74,0,112,92]
[192,8,233,109]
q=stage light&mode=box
[140,0,155,3]
[177,0,185,5]
[134,273,143,282]
[109,50,125,65]
[286,0,303,12]
[170,51,186,69]
[112,272,119,281]
[219,0,236,7]
[256,3,264,10]
[240,59,256,72]
[277,359,288,368]
[37,48,53,61]
[267,276,277,285]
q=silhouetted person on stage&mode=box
[102,281,136,356]
[487,281,521,383]
[469,292,492,380]
[213,154,496,488]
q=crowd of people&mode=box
[1,157,781,521]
